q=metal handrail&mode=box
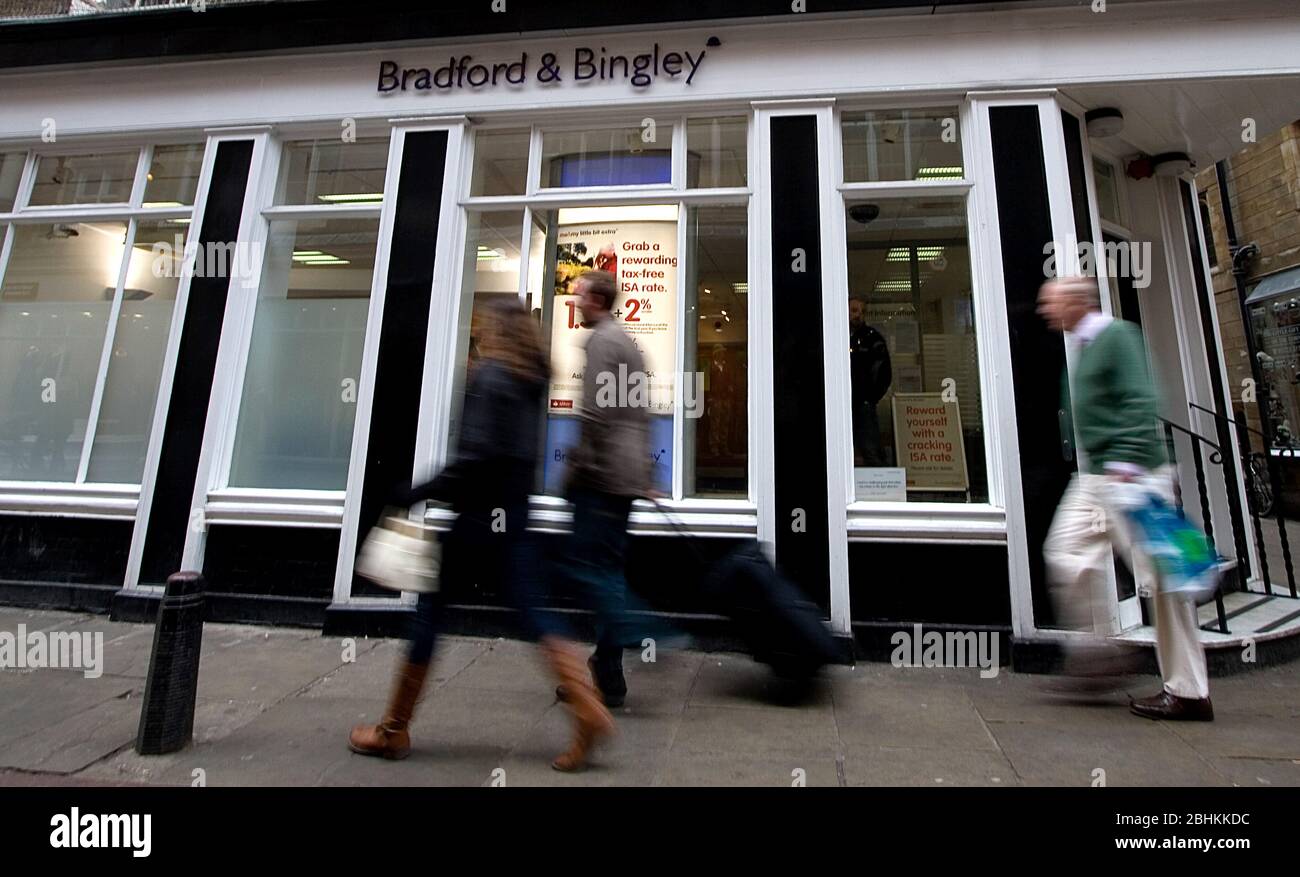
[1181,402,1297,598]
[1157,416,1222,455]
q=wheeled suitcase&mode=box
[703,542,843,679]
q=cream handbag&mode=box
[355,509,441,594]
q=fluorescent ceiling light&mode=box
[732,282,748,294]
[915,166,963,180]
[886,246,945,262]
[874,280,914,292]
[317,193,384,203]
[142,201,185,208]
[557,204,679,225]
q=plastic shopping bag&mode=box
[1111,480,1219,603]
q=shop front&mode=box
[2,0,1299,662]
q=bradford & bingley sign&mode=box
[378,43,708,93]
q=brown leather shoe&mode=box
[556,655,627,708]
[1129,689,1214,722]
[349,659,430,759]
[542,637,615,772]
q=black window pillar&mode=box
[768,114,831,611]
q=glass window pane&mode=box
[531,204,679,495]
[686,117,747,189]
[28,150,139,206]
[0,151,26,212]
[85,220,186,483]
[684,205,747,496]
[470,129,530,197]
[541,125,673,188]
[227,217,379,489]
[452,209,525,401]
[1093,158,1121,225]
[841,108,962,183]
[143,143,206,207]
[843,197,985,502]
[0,221,128,481]
[275,138,389,206]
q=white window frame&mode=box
[0,140,203,519]
[435,112,759,540]
[830,98,1008,545]
[204,128,394,527]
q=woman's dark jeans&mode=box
[403,490,564,665]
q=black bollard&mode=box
[136,570,206,755]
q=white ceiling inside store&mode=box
[1064,75,1300,169]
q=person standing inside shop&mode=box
[1037,276,1213,721]
[849,296,892,466]
[558,269,653,708]
[348,298,614,771]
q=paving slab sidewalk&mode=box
[1,607,1298,787]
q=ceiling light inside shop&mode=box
[317,193,384,203]
[143,201,185,208]
[477,246,505,261]
[732,283,748,294]
[557,204,679,225]
[915,166,963,180]
[886,247,945,262]
[874,280,914,293]
[294,250,351,266]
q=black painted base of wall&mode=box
[1011,634,1300,677]
[110,588,328,628]
[5,580,1297,676]
[323,599,856,663]
[0,579,118,614]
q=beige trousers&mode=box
[1043,465,1210,699]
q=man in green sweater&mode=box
[1038,277,1212,721]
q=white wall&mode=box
[1,1,1298,144]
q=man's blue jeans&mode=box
[565,487,670,676]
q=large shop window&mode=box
[0,144,200,485]
[227,137,389,491]
[456,118,750,500]
[840,107,986,504]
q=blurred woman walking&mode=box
[347,298,614,771]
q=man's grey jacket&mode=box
[568,315,653,498]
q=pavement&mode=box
[1,606,1298,787]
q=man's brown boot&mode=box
[542,637,615,772]
[348,659,431,760]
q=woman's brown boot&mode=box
[348,659,430,760]
[542,637,615,772]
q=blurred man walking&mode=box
[1038,276,1213,721]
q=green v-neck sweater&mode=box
[1061,319,1167,475]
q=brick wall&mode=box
[1197,122,1300,441]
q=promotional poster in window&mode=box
[544,211,678,495]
